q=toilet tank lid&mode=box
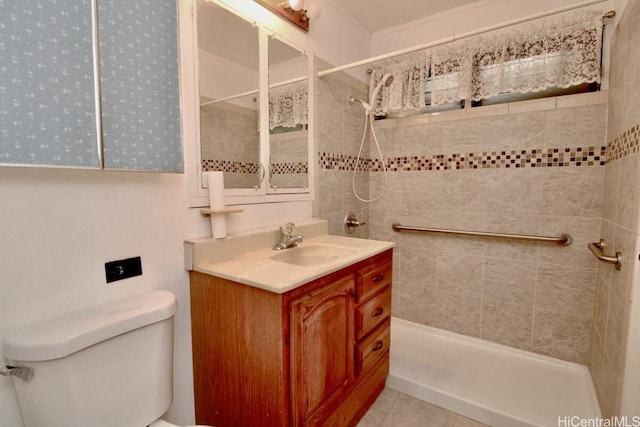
[3,290,177,362]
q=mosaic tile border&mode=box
[202,159,259,174]
[318,146,606,172]
[270,162,308,175]
[317,153,373,171]
[202,159,308,175]
[607,124,640,163]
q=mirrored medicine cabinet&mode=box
[191,0,314,206]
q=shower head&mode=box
[370,73,393,105]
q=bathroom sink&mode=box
[271,244,354,266]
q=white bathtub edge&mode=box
[388,317,602,426]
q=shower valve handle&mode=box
[344,212,366,234]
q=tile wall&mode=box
[314,61,609,365]
[313,68,371,238]
[363,99,608,365]
[589,0,640,417]
[200,101,260,188]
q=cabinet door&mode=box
[98,0,182,171]
[290,275,356,427]
[0,0,100,167]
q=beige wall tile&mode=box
[483,257,537,306]
[541,166,604,218]
[465,103,509,118]
[437,252,484,296]
[508,97,555,114]
[398,246,438,290]
[593,273,610,345]
[481,300,533,349]
[535,265,597,317]
[436,290,482,337]
[556,91,608,109]
[544,105,606,150]
[393,286,439,327]
[532,309,592,363]
[615,154,640,231]
[602,160,620,223]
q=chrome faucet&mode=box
[273,222,303,250]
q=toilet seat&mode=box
[148,419,212,427]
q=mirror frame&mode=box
[184,0,314,208]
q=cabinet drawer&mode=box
[356,318,390,376]
[356,259,392,302]
[355,287,391,340]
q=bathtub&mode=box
[387,318,602,427]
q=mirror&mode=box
[197,1,260,189]
[190,0,312,205]
[268,37,309,191]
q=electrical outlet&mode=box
[105,256,142,283]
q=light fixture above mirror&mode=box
[252,0,322,32]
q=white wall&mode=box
[310,0,372,80]
[0,166,202,425]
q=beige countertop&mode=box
[185,220,394,294]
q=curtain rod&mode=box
[318,0,612,78]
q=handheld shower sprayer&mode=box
[347,72,394,203]
[370,73,393,106]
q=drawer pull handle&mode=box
[372,307,384,317]
[372,273,385,283]
[372,341,384,351]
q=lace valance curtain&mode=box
[269,81,308,129]
[371,11,602,114]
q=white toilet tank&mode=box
[3,290,178,427]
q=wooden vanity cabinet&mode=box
[189,249,393,427]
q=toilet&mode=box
[2,290,210,427]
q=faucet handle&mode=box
[281,222,295,236]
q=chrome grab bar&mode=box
[587,239,622,270]
[391,223,572,246]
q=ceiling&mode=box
[328,0,486,33]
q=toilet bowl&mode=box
[2,290,212,427]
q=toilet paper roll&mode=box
[211,214,227,239]
[204,171,225,210]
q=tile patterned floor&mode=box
[357,388,490,427]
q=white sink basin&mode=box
[271,244,355,266]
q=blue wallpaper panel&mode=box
[98,0,183,172]
[0,0,100,167]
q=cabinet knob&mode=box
[372,307,384,317]
[372,341,384,351]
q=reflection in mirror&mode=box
[197,1,260,189]
[268,37,309,190]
